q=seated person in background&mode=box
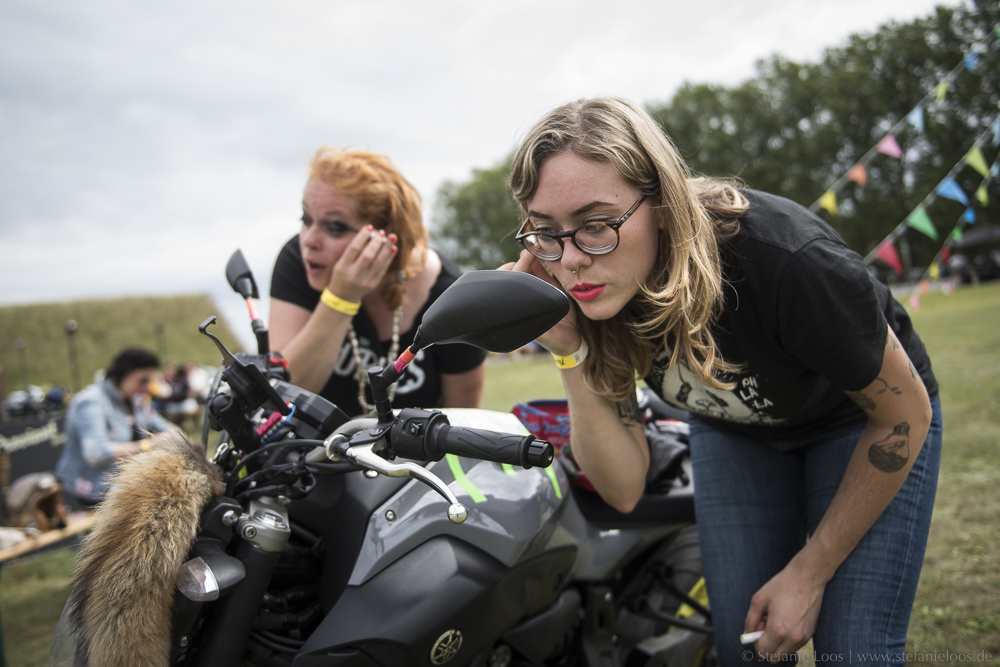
[56,347,169,509]
[268,147,486,416]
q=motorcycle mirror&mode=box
[225,249,259,300]
[416,271,569,354]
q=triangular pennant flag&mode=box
[942,246,951,262]
[906,107,925,133]
[995,24,1000,40]
[929,262,940,280]
[977,184,990,206]
[964,207,976,224]
[936,178,969,205]
[936,80,949,103]
[909,294,921,311]
[950,228,963,243]
[964,52,979,71]
[906,207,938,240]
[876,134,904,159]
[966,146,989,176]
[875,240,904,276]
[847,163,868,187]
[818,190,837,215]
[992,116,1000,147]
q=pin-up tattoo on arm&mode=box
[868,421,911,472]
[616,392,642,427]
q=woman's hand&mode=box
[328,226,398,303]
[744,558,826,662]
[498,249,582,356]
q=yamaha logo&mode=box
[430,629,463,664]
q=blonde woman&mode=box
[501,98,941,665]
[269,148,486,416]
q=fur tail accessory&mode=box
[68,429,222,667]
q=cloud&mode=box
[0,0,953,347]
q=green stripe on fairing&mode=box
[446,454,488,503]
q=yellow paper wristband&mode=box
[320,289,361,316]
[552,340,588,370]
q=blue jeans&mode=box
[689,396,942,666]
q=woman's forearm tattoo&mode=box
[868,421,911,472]
[847,375,903,413]
[846,389,876,412]
[873,376,902,396]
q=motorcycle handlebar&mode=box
[390,408,553,469]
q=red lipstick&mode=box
[570,283,605,302]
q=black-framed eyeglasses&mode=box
[515,193,649,261]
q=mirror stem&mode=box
[371,334,431,425]
[369,365,400,426]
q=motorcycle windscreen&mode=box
[49,591,87,667]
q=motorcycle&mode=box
[51,250,713,667]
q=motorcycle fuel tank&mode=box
[296,410,580,666]
[349,409,574,586]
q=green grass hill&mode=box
[0,295,243,396]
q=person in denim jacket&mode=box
[56,347,169,509]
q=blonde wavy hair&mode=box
[509,98,748,401]
[309,147,427,310]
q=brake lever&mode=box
[342,444,469,524]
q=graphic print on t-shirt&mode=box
[334,336,427,397]
[653,359,786,426]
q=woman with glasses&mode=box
[269,147,486,417]
[56,347,170,509]
[501,98,940,665]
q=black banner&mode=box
[0,413,67,485]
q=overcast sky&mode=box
[0,0,958,348]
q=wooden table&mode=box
[0,512,96,564]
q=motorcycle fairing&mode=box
[349,449,571,586]
[295,535,578,666]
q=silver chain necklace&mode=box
[347,305,404,413]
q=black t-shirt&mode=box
[270,236,487,417]
[644,190,938,440]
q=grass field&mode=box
[0,295,242,395]
[1,282,998,666]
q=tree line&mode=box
[431,0,1000,276]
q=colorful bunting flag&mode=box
[935,80,949,103]
[964,52,979,71]
[909,294,921,311]
[875,240,904,276]
[876,134,904,159]
[950,228,963,243]
[966,146,989,177]
[964,208,976,224]
[818,190,837,215]
[992,116,1000,147]
[977,184,989,206]
[906,207,938,240]
[936,178,969,205]
[929,262,940,280]
[847,163,868,187]
[906,107,925,133]
[941,246,951,263]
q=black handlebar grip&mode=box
[432,425,554,469]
